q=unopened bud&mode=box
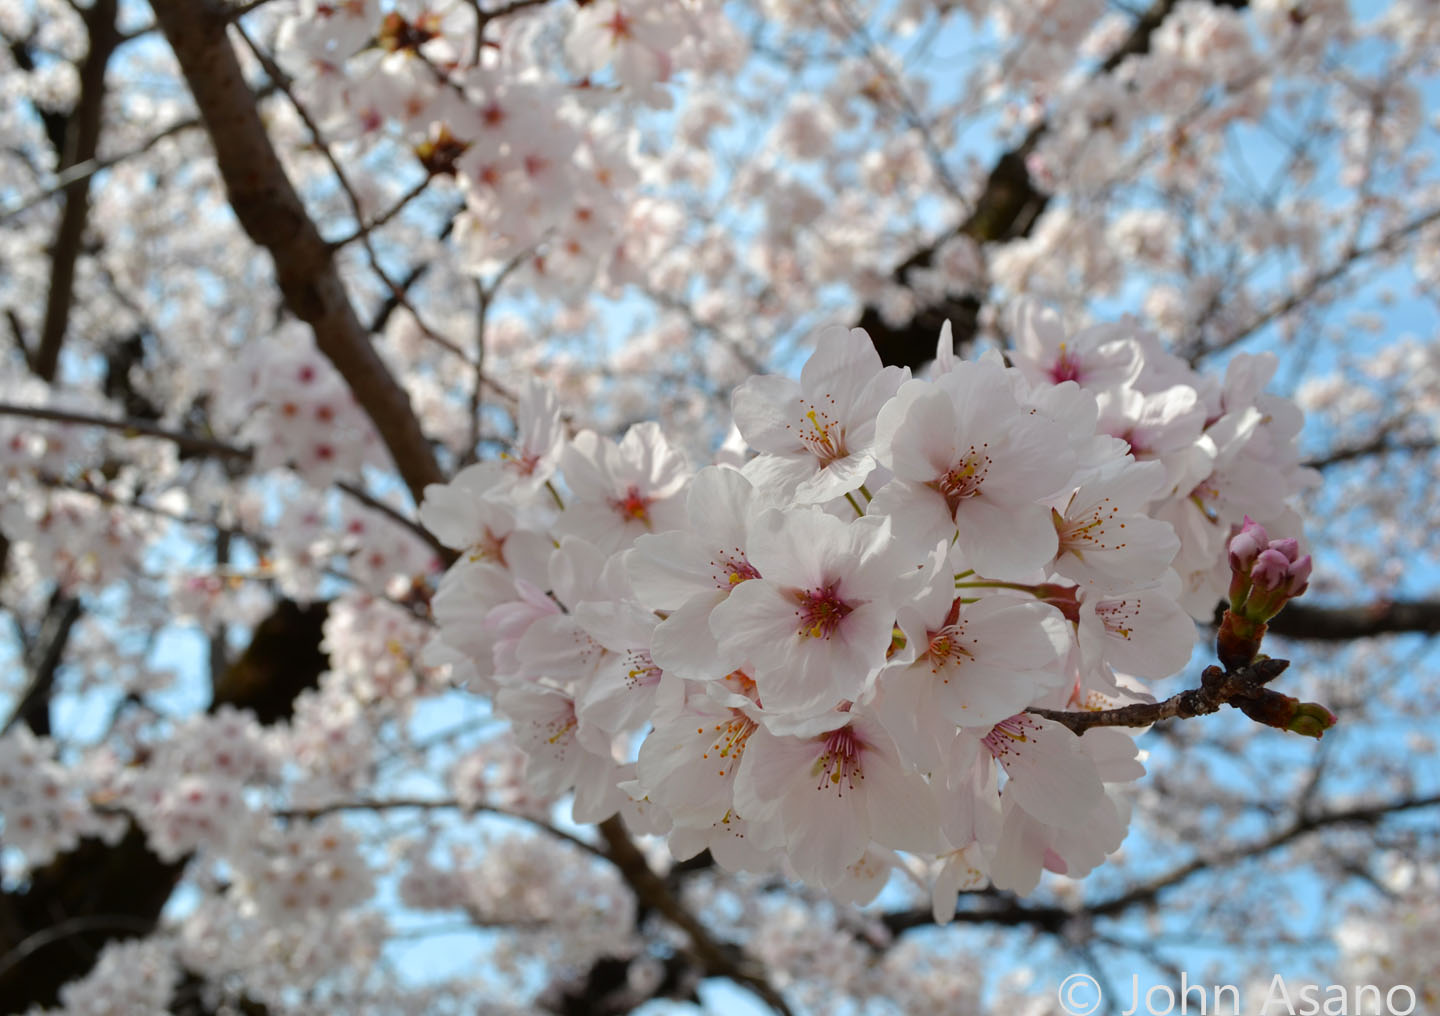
[1227,516,1268,573]
[1268,537,1300,563]
[1285,554,1311,597]
[1251,548,1292,591]
[1227,516,1312,625]
[1287,701,1337,738]
[1235,690,1337,739]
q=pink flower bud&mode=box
[1267,537,1300,563]
[1285,554,1312,596]
[1251,548,1292,591]
[1227,516,1268,573]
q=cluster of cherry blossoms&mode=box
[273,0,738,297]
[420,301,1315,906]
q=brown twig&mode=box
[597,817,795,1016]
[1027,657,1290,735]
[0,400,251,461]
[335,480,449,559]
[151,0,446,505]
[32,0,121,382]
[275,797,608,860]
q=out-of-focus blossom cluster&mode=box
[1332,861,1440,1014]
[0,726,121,870]
[272,0,741,299]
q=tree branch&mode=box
[1028,658,1289,735]
[596,817,795,1016]
[1303,433,1440,470]
[32,0,121,382]
[857,0,1249,369]
[0,116,206,227]
[1,590,82,737]
[149,0,446,505]
[0,401,252,461]
[887,790,1440,936]
[1265,598,1440,641]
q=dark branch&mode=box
[1028,658,1289,735]
[1303,434,1440,470]
[596,817,794,1016]
[858,0,1250,369]
[0,401,252,461]
[887,791,1440,937]
[150,0,447,505]
[33,0,121,382]
[1,591,82,737]
[1265,599,1440,641]
[0,600,330,1012]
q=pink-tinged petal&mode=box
[707,577,803,669]
[649,593,734,680]
[516,614,607,684]
[954,499,1058,579]
[668,816,779,873]
[936,739,1002,850]
[1081,729,1146,783]
[830,848,898,906]
[743,507,833,587]
[791,451,874,503]
[861,746,943,854]
[987,803,1048,895]
[867,480,957,555]
[636,694,755,827]
[870,663,945,771]
[799,325,886,416]
[984,716,1106,829]
[761,601,894,716]
[615,421,689,497]
[559,431,614,502]
[731,724,818,821]
[683,466,760,547]
[738,452,822,503]
[931,844,990,925]
[731,374,806,454]
[626,531,722,607]
[1082,588,1196,679]
[875,382,959,481]
[786,795,871,888]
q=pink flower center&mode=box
[700,713,757,778]
[721,669,759,702]
[982,714,1037,760]
[1096,596,1138,640]
[468,526,508,566]
[925,624,974,677]
[624,649,662,689]
[794,582,852,639]
[795,400,846,467]
[932,446,991,514]
[1049,343,1082,384]
[605,9,633,42]
[1056,497,1129,555]
[611,485,653,524]
[712,550,761,589]
[812,726,865,794]
[538,703,578,748]
[502,449,542,477]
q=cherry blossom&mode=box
[732,325,907,504]
[9,0,1430,1009]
